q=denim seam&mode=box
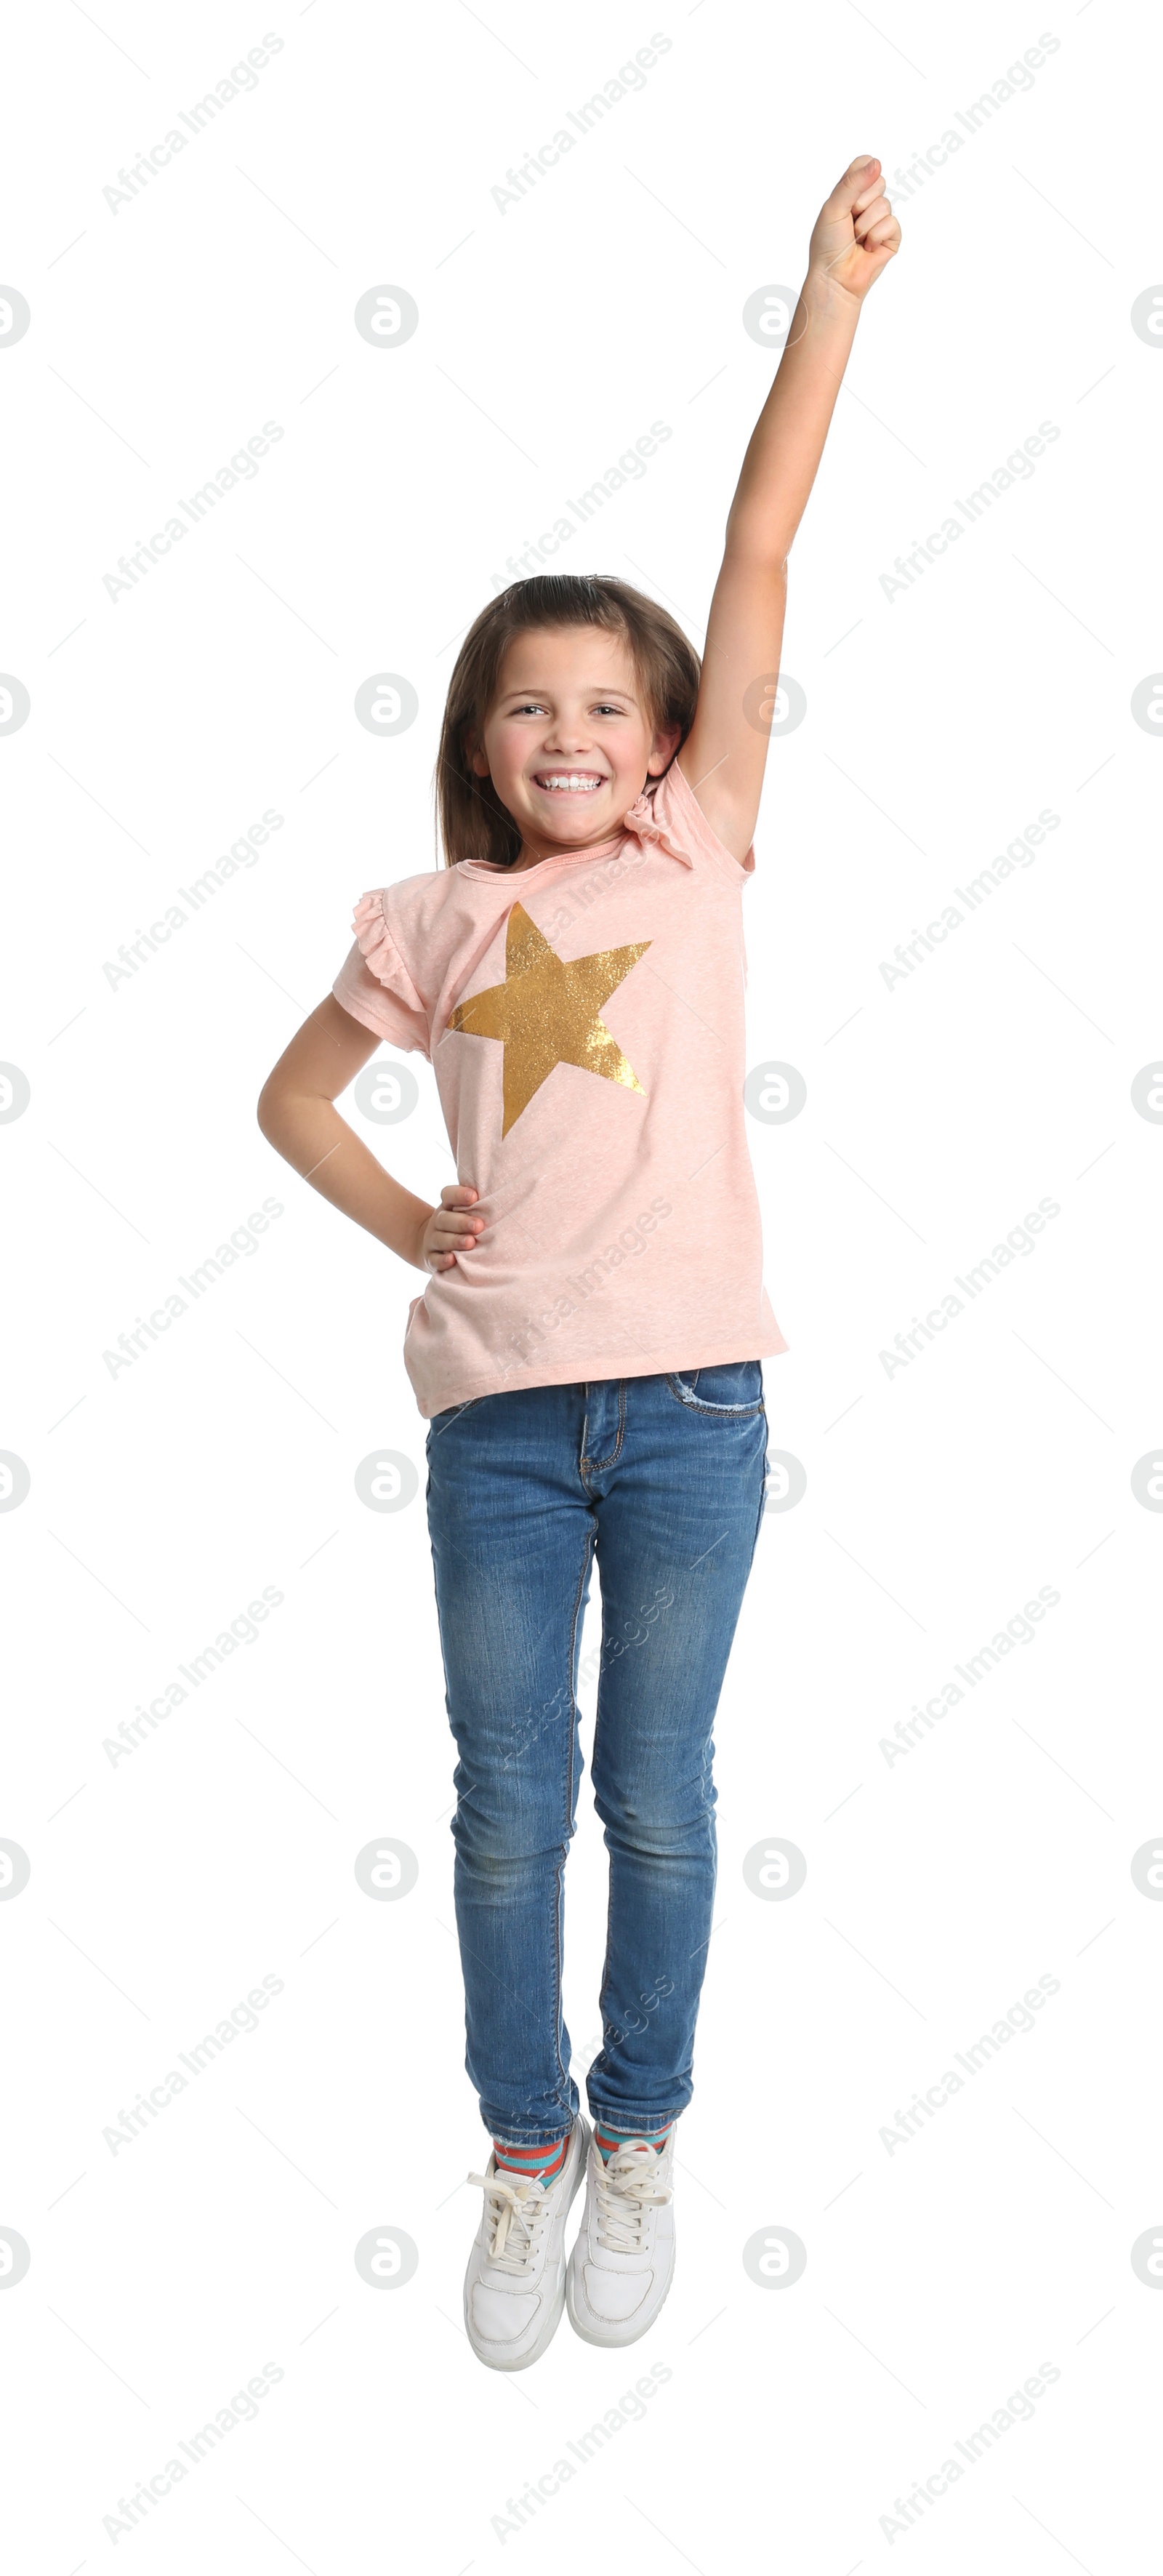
[749,1405,770,1562]
[552,1523,595,2114]
[581,1376,627,1478]
[592,1718,618,2097]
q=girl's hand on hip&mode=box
[416,1183,485,1272]
[808,155,901,303]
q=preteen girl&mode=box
[258,156,900,2369]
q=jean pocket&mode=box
[664,1361,765,1417]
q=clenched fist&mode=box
[808,156,901,301]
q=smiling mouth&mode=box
[531,771,607,793]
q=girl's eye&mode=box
[506,699,628,718]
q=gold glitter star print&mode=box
[446,903,651,1137]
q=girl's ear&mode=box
[464,729,491,779]
[646,722,683,777]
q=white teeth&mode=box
[535,773,603,791]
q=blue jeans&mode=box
[424,1364,768,2144]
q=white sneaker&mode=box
[566,2127,675,2346]
[463,2116,589,2371]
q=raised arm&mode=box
[680,155,901,862]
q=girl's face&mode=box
[468,625,680,864]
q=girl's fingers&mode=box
[861,215,901,252]
[820,166,870,224]
[851,174,885,215]
[853,195,890,238]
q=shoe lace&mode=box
[594,2147,672,2255]
[466,2170,550,2272]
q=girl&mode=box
[258,156,900,2370]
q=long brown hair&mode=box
[434,574,700,869]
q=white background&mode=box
[3,0,1162,2565]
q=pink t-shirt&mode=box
[332,758,787,1416]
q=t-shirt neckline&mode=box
[456,822,634,883]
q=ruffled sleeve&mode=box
[619,779,695,867]
[331,891,432,1059]
[623,757,755,879]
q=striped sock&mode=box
[493,2131,569,2184]
[595,2119,673,2164]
